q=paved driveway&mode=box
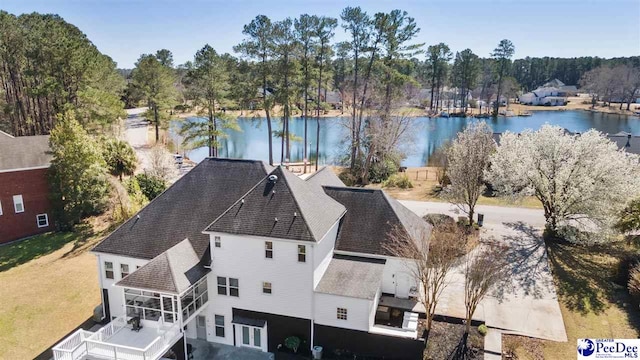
[400,201,567,342]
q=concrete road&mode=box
[399,200,546,228]
[400,201,567,343]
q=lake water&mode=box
[173,111,639,167]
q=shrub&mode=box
[284,336,300,353]
[478,324,488,336]
[616,253,640,286]
[368,156,401,184]
[423,214,456,227]
[383,173,413,189]
[135,173,167,201]
[338,170,358,186]
[629,264,640,305]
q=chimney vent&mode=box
[268,174,278,182]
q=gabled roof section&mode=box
[93,158,271,259]
[117,239,208,294]
[305,167,345,187]
[0,131,51,171]
[206,166,346,242]
[324,187,432,256]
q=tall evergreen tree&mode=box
[235,15,275,165]
[314,16,338,170]
[0,11,125,135]
[425,43,452,111]
[491,39,515,116]
[341,6,371,169]
[295,14,320,171]
[272,18,299,163]
[181,45,239,157]
[131,53,177,142]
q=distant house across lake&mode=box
[519,79,578,106]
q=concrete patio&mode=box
[187,339,274,360]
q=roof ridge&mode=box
[304,166,329,181]
[276,166,318,241]
[203,169,274,233]
[162,252,179,293]
[165,239,195,293]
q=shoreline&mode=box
[170,100,639,120]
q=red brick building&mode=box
[0,131,52,244]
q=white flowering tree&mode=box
[486,125,640,238]
[447,121,495,225]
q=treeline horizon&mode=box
[1,9,638,142]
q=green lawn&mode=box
[0,232,81,271]
[0,229,103,359]
[542,241,640,358]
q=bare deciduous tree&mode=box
[385,222,467,332]
[147,145,178,182]
[464,242,507,334]
[446,121,495,225]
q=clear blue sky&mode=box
[3,0,639,68]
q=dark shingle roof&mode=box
[324,187,432,256]
[0,131,51,171]
[205,166,346,242]
[608,133,640,155]
[93,158,272,259]
[305,167,345,187]
[315,255,385,299]
[117,239,208,294]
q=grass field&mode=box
[507,240,640,359]
[0,225,105,359]
[366,167,542,209]
[542,241,640,359]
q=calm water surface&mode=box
[172,111,639,167]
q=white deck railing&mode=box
[52,329,93,360]
[53,316,181,360]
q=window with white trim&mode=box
[36,214,48,228]
[214,236,221,248]
[217,276,227,295]
[215,315,225,337]
[229,278,239,297]
[0,200,3,215]
[265,241,273,258]
[337,307,347,320]
[121,264,130,278]
[262,281,272,294]
[105,262,114,279]
[13,195,24,213]
[298,245,306,262]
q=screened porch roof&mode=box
[116,238,209,295]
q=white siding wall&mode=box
[314,293,372,332]
[205,232,316,346]
[94,252,149,320]
[381,258,417,297]
[368,288,381,328]
[313,221,339,289]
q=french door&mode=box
[240,325,265,351]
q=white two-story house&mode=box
[53,158,431,360]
